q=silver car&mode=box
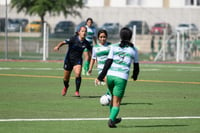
[175,23,199,35]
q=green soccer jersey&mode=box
[92,42,111,74]
[107,43,139,80]
[85,25,96,45]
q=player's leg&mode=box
[62,61,72,96]
[107,76,127,127]
[73,64,82,97]
[62,70,71,96]
[103,77,111,95]
[83,49,90,75]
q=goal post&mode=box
[42,22,49,61]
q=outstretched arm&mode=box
[54,41,66,51]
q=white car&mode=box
[175,23,199,34]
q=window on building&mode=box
[126,0,141,6]
[197,0,200,5]
[83,0,88,4]
[185,0,200,6]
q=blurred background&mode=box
[0,0,200,62]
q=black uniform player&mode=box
[54,26,92,97]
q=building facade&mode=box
[84,0,200,8]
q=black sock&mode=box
[75,77,81,92]
[63,80,69,88]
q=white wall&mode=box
[110,0,127,7]
[0,0,11,5]
[170,0,185,8]
[141,0,163,7]
[86,0,104,7]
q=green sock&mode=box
[109,106,120,121]
[83,61,90,73]
[109,104,112,113]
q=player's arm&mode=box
[88,48,97,74]
[54,41,66,51]
[131,63,140,81]
[97,59,113,81]
[88,58,96,74]
[93,28,97,45]
[131,47,140,81]
[93,36,97,45]
[54,37,73,51]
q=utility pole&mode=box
[4,0,8,59]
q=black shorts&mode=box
[63,58,82,71]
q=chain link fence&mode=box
[1,4,200,62]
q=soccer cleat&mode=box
[115,118,122,124]
[108,119,117,128]
[62,87,68,96]
[75,91,80,97]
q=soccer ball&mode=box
[100,94,111,106]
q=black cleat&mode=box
[115,118,122,124]
[108,119,117,128]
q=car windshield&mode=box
[178,24,189,27]
[154,23,166,27]
[31,21,41,24]
[58,22,71,27]
[130,21,141,26]
[104,23,113,26]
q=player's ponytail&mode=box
[119,27,134,48]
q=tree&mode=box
[11,0,84,33]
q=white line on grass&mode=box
[0,67,63,71]
[0,116,200,122]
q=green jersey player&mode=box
[88,29,111,76]
[88,29,111,95]
[95,27,140,128]
[82,18,97,75]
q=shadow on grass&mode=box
[120,124,188,128]
[74,96,100,99]
[121,102,153,105]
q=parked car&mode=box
[150,22,172,35]
[125,20,149,34]
[13,18,29,31]
[0,18,21,32]
[25,20,50,32]
[54,21,75,34]
[100,22,120,34]
[75,21,98,32]
[175,23,199,35]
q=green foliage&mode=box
[10,0,84,21]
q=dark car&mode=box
[0,18,6,32]
[13,18,29,31]
[0,18,21,32]
[100,22,120,34]
[125,20,149,34]
[150,22,172,35]
[54,21,75,35]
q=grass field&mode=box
[0,61,200,133]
